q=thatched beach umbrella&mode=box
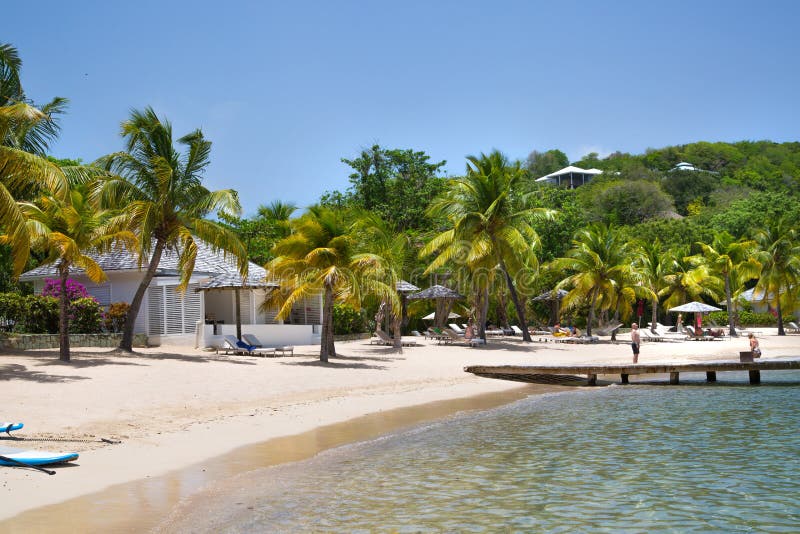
[533,289,568,326]
[408,285,464,329]
[396,280,420,331]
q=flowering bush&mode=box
[42,278,93,302]
[104,302,129,333]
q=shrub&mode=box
[708,310,777,327]
[333,304,366,335]
[19,295,60,333]
[70,297,104,333]
[0,292,24,332]
[104,302,130,333]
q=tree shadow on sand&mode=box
[280,354,396,370]
[0,363,90,383]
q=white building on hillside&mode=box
[535,165,603,188]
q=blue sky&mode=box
[5,0,799,216]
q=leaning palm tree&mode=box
[0,42,69,276]
[4,185,136,361]
[635,238,669,333]
[551,224,641,336]
[95,107,247,352]
[753,218,800,336]
[696,231,761,336]
[266,206,395,361]
[422,150,552,342]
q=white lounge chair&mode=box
[787,321,800,334]
[510,325,524,336]
[443,328,484,347]
[375,330,418,346]
[242,333,294,355]
[449,324,465,335]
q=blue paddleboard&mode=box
[1,422,23,434]
[0,445,78,466]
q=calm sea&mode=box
[184,371,800,533]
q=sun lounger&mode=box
[242,334,294,355]
[640,330,663,342]
[221,335,276,356]
[594,323,622,336]
[375,330,418,346]
[449,324,465,335]
[787,321,800,334]
[443,328,484,347]
[510,325,524,336]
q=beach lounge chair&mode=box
[787,321,800,334]
[242,334,294,356]
[375,330,418,346]
[594,323,622,336]
[443,328,484,347]
[640,329,663,342]
[449,324,465,335]
[221,335,276,356]
[510,325,524,336]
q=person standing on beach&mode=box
[631,323,641,363]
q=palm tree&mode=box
[95,107,247,352]
[659,246,723,313]
[5,185,136,361]
[266,206,395,361]
[551,223,642,336]
[0,42,69,276]
[753,218,800,336]
[422,150,552,342]
[696,232,761,336]
[635,239,669,333]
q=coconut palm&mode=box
[696,231,761,336]
[95,107,247,351]
[753,217,800,336]
[0,42,69,276]
[635,239,670,333]
[551,223,643,336]
[4,185,136,360]
[422,150,552,342]
[266,206,395,361]
[659,246,723,313]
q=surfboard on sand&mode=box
[1,422,23,434]
[0,445,79,466]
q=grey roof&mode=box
[20,239,273,290]
[407,284,464,300]
[396,280,420,293]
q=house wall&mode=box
[200,323,320,350]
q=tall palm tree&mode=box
[635,238,669,333]
[696,231,761,336]
[5,185,136,361]
[659,246,723,312]
[95,107,247,352]
[753,217,800,336]
[422,150,552,342]
[266,206,395,361]
[0,42,69,276]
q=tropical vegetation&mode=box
[3,40,800,365]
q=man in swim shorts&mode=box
[630,323,641,363]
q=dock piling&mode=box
[706,371,717,382]
[670,372,679,385]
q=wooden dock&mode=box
[465,359,800,386]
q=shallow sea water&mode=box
[187,371,800,533]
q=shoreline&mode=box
[0,331,796,531]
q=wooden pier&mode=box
[465,359,800,386]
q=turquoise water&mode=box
[196,372,800,532]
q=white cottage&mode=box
[535,165,603,188]
[20,240,322,349]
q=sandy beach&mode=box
[1,329,797,531]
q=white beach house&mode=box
[535,165,603,188]
[20,240,322,349]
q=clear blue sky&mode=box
[5,0,799,216]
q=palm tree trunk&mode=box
[58,263,70,362]
[320,281,335,361]
[724,273,736,337]
[119,239,166,352]
[776,297,785,336]
[497,255,531,342]
[479,285,489,341]
[387,300,402,350]
[586,287,599,337]
[650,298,658,334]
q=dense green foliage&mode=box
[333,303,366,336]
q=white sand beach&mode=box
[0,329,797,531]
